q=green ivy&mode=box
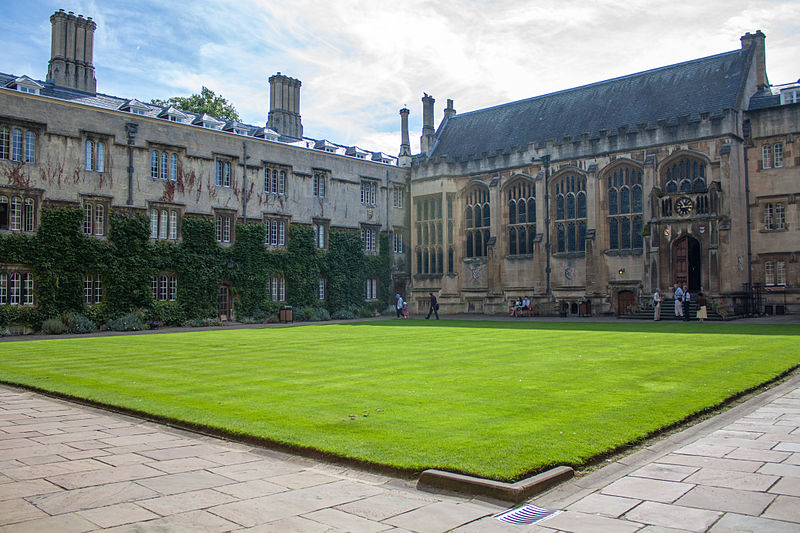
[0,208,391,328]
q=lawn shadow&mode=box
[343,319,800,336]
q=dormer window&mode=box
[8,76,43,96]
[196,114,224,130]
[118,99,150,116]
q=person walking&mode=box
[653,288,662,321]
[674,284,684,318]
[696,292,708,323]
[682,285,691,321]
[425,292,439,320]
[395,294,404,318]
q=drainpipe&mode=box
[124,123,137,206]
[534,155,552,302]
[242,141,249,222]
[743,140,754,315]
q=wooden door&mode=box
[617,290,636,316]
[673,237,688,287]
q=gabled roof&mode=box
[118,98,151,112]
[6,75,44,90]
[430,47,754,161]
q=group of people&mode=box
[509,296,532,317]
[395,292,440,320]
[651,285,708,322]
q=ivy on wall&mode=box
[0,208,390,328]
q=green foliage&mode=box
[149,301,185,327]
[40,317,67,335]
[331,309,355,320]
[105,313,145,331]
[62,312,97,334]
[0,208,389,326]
[150,86,240,121]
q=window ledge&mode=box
[603,248,644,256]
[553,251,586,259]
[506,254,534,260]
[760,227,788,233]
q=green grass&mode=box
[1,321,798,480]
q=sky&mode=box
[2,0,799,155]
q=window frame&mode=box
[148,203,181,241]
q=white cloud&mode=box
[4,0,799,155]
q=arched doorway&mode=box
[673,236,701,292]
[218,285,231,321]
[617,290,636,316]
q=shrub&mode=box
[105,313,145,331]
[150,301,186,327]
[331,310,355,320]
[235,309,270,324]
[308,307,331,322]
[293,307,308,322]
[41,317,68,335]
[64,313,97,334]
[180,317,221,328]
[357,306,375,318]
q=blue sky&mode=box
[2,0,798,155]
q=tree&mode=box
[151,86,240,121]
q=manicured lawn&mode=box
[0,321,798,480]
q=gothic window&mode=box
[149,205,181,241]
[554,174,586,253]
[215,159,231,187]
[82,199,108,236]
[264,166,288,195]
[1,125,36,163]
[507,179,536,256]
[415,195,443,274]
[0,190,38,233]
[465,186,489,258]
[608,165,643,250]
[265,217,287,248]
[313,171,327,197]
[664,156,707,193]
[313,220,329,249]
[0,268,34,306]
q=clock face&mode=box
[675,197,693,217]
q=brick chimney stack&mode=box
[47,9,97,93]
[420,93,435,155]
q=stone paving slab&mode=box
[1,374,800,532]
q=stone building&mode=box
[405,31,799,316]
[0,10,410,320]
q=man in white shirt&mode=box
[674,284,684,317]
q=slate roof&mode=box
[0,72,396,165]
[429,47,754,161]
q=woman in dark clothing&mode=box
[426,292,439,320]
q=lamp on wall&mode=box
[618,268,625,276]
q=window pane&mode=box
[621,217,631,249]
[609,219,619,249]
[96,142,104,172]
[619,187,630,214]
[95,204,104,236]
[556,195,565,220]
[23,198,34,232]
[12,129,22,161]
[170,154,177,181]
[169,211,178,239]
[152,151,159,179]
[85,140,94,171]
[150,210,158,238]
[567,194,575,219]
[159,210,168,240]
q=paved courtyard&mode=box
[0,372,798,532]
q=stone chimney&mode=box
[420,93,435,155]
[741,30,769,90]
[47,9,97,93]
[267,73,303,138]
[443,99,456,121]
[398,107,412,167]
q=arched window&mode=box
[465,186,490,258]
[507,179,536,256]
[553,174,586,253]
[415,195,443,274]
[607,165,643,251]
[663,156,706,193]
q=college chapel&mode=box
[0,10,797,322]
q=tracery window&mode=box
[554,174,586,253]
[607,165,643,250]
[465,186,490,258]
[415,195,443,274]
[664,156,706,193]
[507,179,536,256]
